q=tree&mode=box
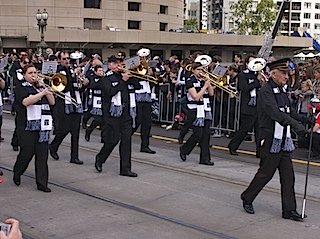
[184,18,198,31]
[230,0,278,35]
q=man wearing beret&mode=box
[240,58,310,221]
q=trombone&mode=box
[185,64,238,98]
[119,66,158,84]
[36,73,79,107]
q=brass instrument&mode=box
[185,64,238,97]
[119,66,158,84]
[36,73,79,107]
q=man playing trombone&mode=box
[94,55,141,176]
[49,51,89,165]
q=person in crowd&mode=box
[13,64,55,192]
[287,61,300,91]
[225,64,239,136]
[0,75,5,142]
[0,218,22,239]
[312,64,320,95]
[241,58,311,221]
[228,55,261,157]
[85,65,104,141]
[94,55,141,176]
[49,51,89,165]
[292,80,314,117]
[179,62,215,165]
[234,53,243,72]
[301,65,314,82]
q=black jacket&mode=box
[238,69,261,115]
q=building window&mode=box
[303,23,310,28]
[316,3,320,9]
[292,3,301,10]
[304,13,311,19]
[128,20,141,30]
[128,2,141,11]
[84,18,102,30]
[160,22,167,31]
[160,5,168,14]
[291,13,300,21]
[304,2,311,9]
[84,0,101,8]
[315,23,320,29]
[316,13,320,19]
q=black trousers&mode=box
[180,111,212,163]
[228,113,259,152]
[82,110,92,127]
[13,129,49,189]
[11,115,19,147]
[133,102,152,149]
[0,115,2,138]
[241,134,297,213]
[87,115,103,137]
[50,113,81,160]
[97,109,132,173]
[312,133,320,155]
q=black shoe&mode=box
[180,146,186,161]
[13,174,21,186]
[50,149,59,160]
[282,210,303,221]
[0,137,4,142]
[229,148,238,156]
[120,171,138,177]
[140,147,156,154]
[199,161,214,166]
[95,156,102,173]
[85,129,90,142]
[241,197,255,214]
[12,145,19,151]
[37,187,51,193]
[70,159,83,165]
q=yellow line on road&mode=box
[5,110,320,167]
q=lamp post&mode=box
[36,9,48,54]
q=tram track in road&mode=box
[0,164,238,239]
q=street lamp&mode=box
[36,9,48,54]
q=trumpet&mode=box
[185,64,238,97]
[36,73,79,107]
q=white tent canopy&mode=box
[305,52,315,58]
[293,52,307,58]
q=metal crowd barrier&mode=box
[157,83,241,134]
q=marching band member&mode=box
[10,54,31,151]
[94,55,140,176]
[179,62,215,165]
[49,51,89,165]
[228,55,261,157]
[132,48,157,154]
[241,58,311,221]
[85,64,104,142]
[13,64,55,192]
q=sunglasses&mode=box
[23,61,30,64]
[62,57,70,60]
